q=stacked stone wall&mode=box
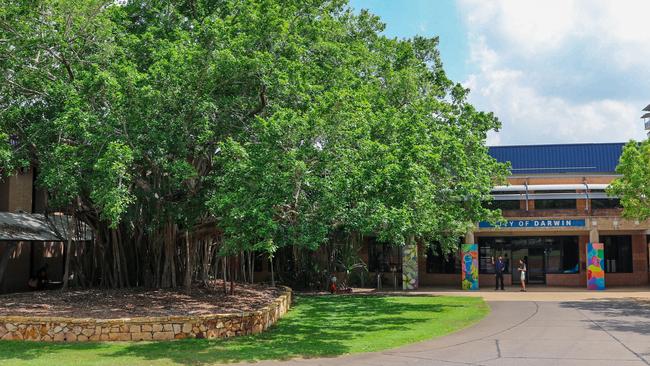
[0,287,291,342]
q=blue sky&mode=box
[350,0,468,82]
[349,0,649,146]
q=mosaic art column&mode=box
[461,244,479,290]
[587,242,605,290]
[402,241,418,290]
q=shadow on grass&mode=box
[0,295,477,365]
[0,341,108,361]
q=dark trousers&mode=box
[495,272,504,290]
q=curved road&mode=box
[245,295,650,366]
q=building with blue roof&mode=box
[458,141,649,290]
[414,141,649,290]
[488,142,625,175]
[362,141,648,290]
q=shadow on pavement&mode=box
[560,298,650,335]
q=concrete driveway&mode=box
[246,289,650,366]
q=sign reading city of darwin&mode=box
[478,219,586,229]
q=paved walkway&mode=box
[245,288,650,366]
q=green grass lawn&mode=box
[0,295,488,365]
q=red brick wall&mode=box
[10,170,33,213]
[0,169,34,213]
[578,235,588,287]
[479,273,512,287]
[420,273,459,286]
[546,274,581,286]
[0,179,9,211]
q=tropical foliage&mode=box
[609,140,650,220]
[0,0,506,290]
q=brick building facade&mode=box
[414,143,649,288]
[0,168,75,293]
[252,143,650,289]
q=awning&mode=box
[490,183,616,203]
[0,212,93,242]
[492,192,611,200]
[492,184,609,192]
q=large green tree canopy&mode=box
[609,140,650,220]
[0,0,507,288]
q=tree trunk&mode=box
[201,239,211,285]
[111,228,123,287]
[222,256,227,294]
[184,231,191,294]
[62,216,77,291]
[229,255,235,295]
[117,228,131,287]
[240,251,245,283]
[269,254,275,287]
[248,251,254,284]
[229,257,237,295]
[161,221,176,288]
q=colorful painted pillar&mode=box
[402,241,418,290]
[587,242,605,290]
[461,244,479,290]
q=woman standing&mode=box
[518,259,527,292]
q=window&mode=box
[425,245,460,273]
[591,198,621,209]
[534,199,577,210]
[368,239,402,272]
[602,235,633,273]
[532,190,577,210]
[485,200,520,210]
[477,237,511,274]
[478,236,579,274]
[544,237,579,273]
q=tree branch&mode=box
[246,84,267,118]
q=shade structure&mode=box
[0,212,92,242]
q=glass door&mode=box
[510,239,546,284]
[527,247,546,284]
[510,238,528,284]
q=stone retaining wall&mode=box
[0,287,291,342]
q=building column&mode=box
[465,231,475,245]
[587,223,605,290]
[461,230,478,290]
[461,243,479,290]
[589,227,599,244]
[402,235,418,290]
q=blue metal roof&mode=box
[488,143,625,175]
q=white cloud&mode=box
[464,0,578,55]
[459,0,650,145]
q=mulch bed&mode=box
[0,281,284,319]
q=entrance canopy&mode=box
[491,184,611,200]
